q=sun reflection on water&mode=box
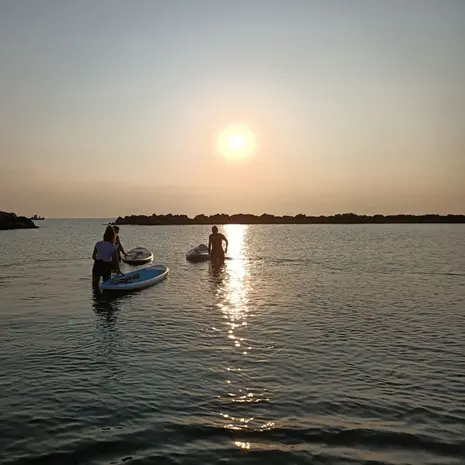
[234,441,251,449]
[218,224,249,353]
[209,224,273,441]
[211,225,253,429]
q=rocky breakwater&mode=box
[0,211,39,230]
[114,212,465,225]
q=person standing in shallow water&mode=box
[208,226,228,266]
[92,225,120,288]
[113,226,127,262]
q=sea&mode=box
[0,219,464,465]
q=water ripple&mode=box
[1,222,464,465]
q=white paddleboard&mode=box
[186,244,210,262]
[100,264,169,291]
[122,247,153,265]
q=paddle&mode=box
[114,272,140,284]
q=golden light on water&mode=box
[215,124,257,160]
[213,225,254,431]
[234,441,251,450]
[211,224,273,440]
[221,224,248,327]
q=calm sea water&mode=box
[0,219,464,465]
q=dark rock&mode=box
[113,212,465,225]
[0,211,39,230]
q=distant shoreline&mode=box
[114,213,465,225]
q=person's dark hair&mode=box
[103,225,116,243]
[113,226,120,233]
[212,226,218,233]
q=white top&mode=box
[95,241,117,262]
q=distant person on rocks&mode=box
[92,225,120,288]
[208,226,228,266]
[113,226,127,262]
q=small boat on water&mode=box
[30,214,45,220]
[186,244,210,262]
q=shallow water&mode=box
[1,220,464,465]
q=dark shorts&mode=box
[92,259,112,281]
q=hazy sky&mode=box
[1,0,464,217]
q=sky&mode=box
[1,0,464,218]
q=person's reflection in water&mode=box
[91,290,127,364]
[208,261,227,291]
[92,289,120,330]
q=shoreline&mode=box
[114,213,465,225]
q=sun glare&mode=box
[229,135,245,151]
[216,124,256,160]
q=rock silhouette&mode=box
[115,212,465,225]
[0,211,39,230]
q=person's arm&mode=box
[223,235,228,253]
[117,237,126,255]
[92,246,97,260]
[112,249,121,273]
[208,235,212,254]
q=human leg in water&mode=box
[210,248,225,266]
[92,260,112,288]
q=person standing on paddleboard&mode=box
[113,226,127,262]
[92,225,121,288]
[208,226,228,266]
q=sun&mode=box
[229,135,245,151]
[216,124,256,160]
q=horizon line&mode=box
[37,211,465,219]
